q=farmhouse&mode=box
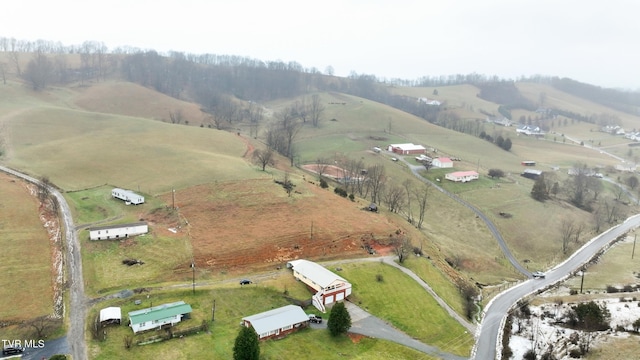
[112,188,145,205]
[242,305,309,340]
[445,171,479,183]
[128,301,192,333]
[521,169,543,180]
[432,157,453,168]
[88,222,148,240]
[387,143,426,155]
[286,259,352,312]
[99,307,122,326]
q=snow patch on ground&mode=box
[508,297,640,359]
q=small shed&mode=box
[242,305,309,340]
[432,157,453,168]
[99,307,122,325]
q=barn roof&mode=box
[128,301,192,325]
[435,157,452,163]
[389,143,426,151]
[286,259,349,288]
[242,305,308,335]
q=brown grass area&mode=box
[155,178,401,275]
[0,173,55,320]
[74,81,207,123]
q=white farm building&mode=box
[88,222,148,240]
[242,305,309,340]
[112,188,145,205]
[286,259,351,313]
[445,171,479,183]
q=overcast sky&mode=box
[2,0,638,89]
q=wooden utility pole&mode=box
[633,234,637,259]
[191,261,195,294]
[172,188,176,210]
[212,299,216,322]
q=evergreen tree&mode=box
[502,138,512,151]
[531,175,548,201]
[233,326,260,360]
[327,302,351,336]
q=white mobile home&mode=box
[286,259,351,312]
[112,188,145,205]
[128,301,192,333]
[88,222,148,240]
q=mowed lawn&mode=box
[339,261,473,357]
[0,173,54,320]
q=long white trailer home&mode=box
[88,222,148,240]
[112,188,145,205]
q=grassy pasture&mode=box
[4,106,259,194]
[0,173,54,321]
[563,232,640,293]
[82,234,193,296]
[64,186,157,225]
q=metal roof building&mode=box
[242,305,309,340]
[128,301,192,333]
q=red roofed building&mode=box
[445,171,479,183]
[387,143,426,155]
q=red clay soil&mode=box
[155,178,399,275]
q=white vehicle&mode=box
[532,271,546,279]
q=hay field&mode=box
[0,173,54,320]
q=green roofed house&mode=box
[128,301,192,333]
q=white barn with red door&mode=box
[286,259,351,313]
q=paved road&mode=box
[472,214,640,359]
[0,165,87,360]
[400,159,530,276]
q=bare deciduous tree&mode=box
[391,230,411,263]
[560,218,575,254]
[21,315,60,338]
[169,109,184,124]
[309,94,325,127]
[414,183,430,229]
[252,148,274,171]
[24,50,54,90]
[402,179,414,224]
[367,164,385,205]
[383,182,405,213]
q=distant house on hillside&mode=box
[128,301,192,333]
[521,169,543,180]
[387,143,426,155]
[445,171,479,183]
[417,97,441,106]
[88,222,148,240]
[112,188,145,205]
[516,125,544,136]
[286,259,352,313]
[432,157,453,168]
[241,305,309,341]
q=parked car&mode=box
[532,271,546,279]
[2,347,24,355]
[239,279,252,285]
[308,314,323,323]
